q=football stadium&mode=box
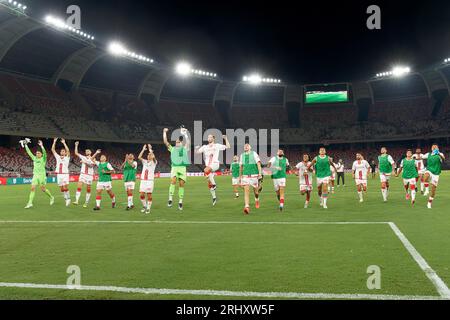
[0,0,450,305]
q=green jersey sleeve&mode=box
[41,146,47,162]
[25,145,36,161]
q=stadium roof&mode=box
[0,3,449,104]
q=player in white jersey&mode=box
[352,153,371,203]
[412,148,426,195]
[295,154,313,208]
[51,138,71,206]
[329,157,337,193]
[195,134,231,206]
[74,141,100,208]
[138,144,157,214]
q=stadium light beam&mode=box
[107,41,154,64]
[375,66,411,78]
[392,66,411,77]
[108,42,127,56]
[1,0,27,12]
[175,62,217,78]
[175,62,192,76]
[242,73,281,85]
[44,14,94,41]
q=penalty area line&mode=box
[0,282,443,300]
[388,222,450,299]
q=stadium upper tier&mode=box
[0,5,450,144]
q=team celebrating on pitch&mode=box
[20,128,446,214]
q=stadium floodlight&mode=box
[375,66,410,78]
[444,58,450,64]
[0,0,27,12]
[175,63,217,79]
[244,74,262,85]
[175,62,192,76]
[392,66,411,77]
[242,73,281,85]
[107,41,155,65]
[108,42,127,56]
[44,15,95,41]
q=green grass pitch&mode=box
[0,173,449,300]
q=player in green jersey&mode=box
[163,127,190,211]
[239,144,262,215]
[396,149,419,205]
[22,139,54,209]
[308,147,337,209]
[121,153,138,210]
[230,155,241,199]
[92,154,116,211]
[420,144,446,209]
[378,147,396,202]
[267,149,290,211]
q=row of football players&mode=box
[22,134,445,213]
[226,145,444,211]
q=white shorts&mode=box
[97,181,112,191]
[57,174,69,187]
[232,178,240,186]
[124,181,135,190]
[206,163,220,172]
[139,180,154,193]
[403,178,416,186]
[300,184,313,192]
[317,176,330,186]
[379,173,392,183]
[79,173,93,185]
[273,178,286,191]
[418,169,427,175]
[425,171,440,186]
[355,179,367,186]
[241,176,259,188]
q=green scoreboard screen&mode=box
[305,84,350,104]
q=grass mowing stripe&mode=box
[388,222,450,299]
[0,282,442,300]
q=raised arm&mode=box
[121,154,128,169]
[223,135,231,149]
[163,128,170,148]
[51,137,58,157]
[24,143,35,160]
[38,140,47,161]
[61,138,70,157]
[74,141,80,158]
[183,131,191,151]
[91,149,101,162]
[138,145,147,161]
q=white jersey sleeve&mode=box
[388,155,395,165]
[253,152,261,163]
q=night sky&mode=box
[28,0,450,84]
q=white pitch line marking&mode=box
[0,282,442,300]
[388,222,450,299]
[0,220,391,225]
